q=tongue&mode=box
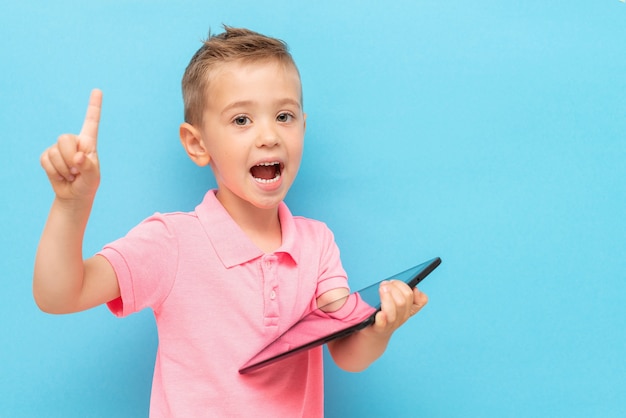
[251,165,277,180]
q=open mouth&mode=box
[250,162,282,184]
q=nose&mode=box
[255,118,280,148]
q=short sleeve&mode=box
[98,213,178,317]
[314,225,349,298]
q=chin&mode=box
[252,193,286,210]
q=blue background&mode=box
[2,1,625,416]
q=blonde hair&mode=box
[182,26,299,125]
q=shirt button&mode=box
[270,290,276,300]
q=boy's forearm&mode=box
[33,197,93,313]
[327,326,392,373]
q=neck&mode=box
[215,190,282,253]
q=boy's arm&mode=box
[33,89,120,314]
[324,281,428,372]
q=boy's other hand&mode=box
[40,89,102,201]
[372,280,428,336]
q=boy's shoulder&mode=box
[139,209,199,224]
[291,214,328,228]
[289,214,337,241]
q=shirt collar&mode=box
[195,190,300,268]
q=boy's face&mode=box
[198,60,305,212]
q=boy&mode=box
[34,26,428,417]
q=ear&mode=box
[179,122,211,167]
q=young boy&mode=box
[34,26,428,417]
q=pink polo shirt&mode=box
[99,190,348,417]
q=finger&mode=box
[410,288,429,316]
[40,149,67,182]
[45,135,78,181]
[72,148,100,185]
[372,310,388,331]
[57,134,81,174]
[389,280,414,306]
[79,89,103,153]
[379,282,399,324]
[382,281,413,321]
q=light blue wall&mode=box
[2,1,625,416]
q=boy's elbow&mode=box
[32,283,47,312]
[34,300,74,315]
[32,286,73,315]
[33,292,61,314]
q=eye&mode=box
[276,112,294,123]
[233,115,251,126]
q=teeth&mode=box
[254,173,282,184]
[256,162,279,166]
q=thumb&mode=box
[78,89,103,154]
[72,149,100,189]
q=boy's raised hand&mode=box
[40,89,103,201]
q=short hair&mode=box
[182,26,300,125]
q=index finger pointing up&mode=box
[79,88,103,152]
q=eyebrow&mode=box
[221,100,253,116]
[220,98,302,116]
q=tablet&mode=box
[239,256,441,374]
